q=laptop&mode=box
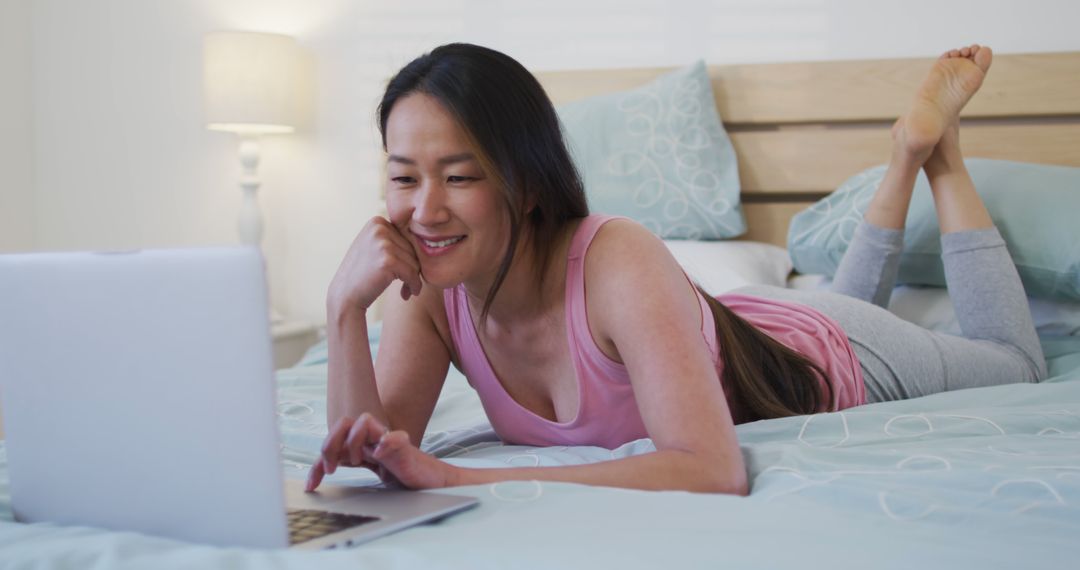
[0,247,477,549]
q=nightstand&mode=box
[271,319,321,370]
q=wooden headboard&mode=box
[537,51,1080,246]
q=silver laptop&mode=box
[0,247,477,549]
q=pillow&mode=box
[557,61,746,240]
[788,275,1080,337]
[788,159,1080,301]
[665,240,792,295]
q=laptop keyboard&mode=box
[287,508,381,545]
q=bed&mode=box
[3,51,1080,568]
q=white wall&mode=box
[0,0,36,252]
[12,0,1080,324]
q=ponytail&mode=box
[698,286,835,422]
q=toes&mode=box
[942,44,992,71]
[973,45,993,72]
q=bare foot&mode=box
[895,44,992,163]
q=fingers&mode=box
[380,242,423,301]
[320,416,356,474]
[305,459,325,492]
[345,414,388,466]
[315,426,441,491]
[375,220,420,269]
[310,418,402,492]
[368,431,451,490]
[370,431,410,487]
[370,218,424,299]
[372,430,411,462]
[319,414,392,475]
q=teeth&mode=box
[423,236,464,248]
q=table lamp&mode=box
[203,31,303,248]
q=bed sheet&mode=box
[2,331,1079,569]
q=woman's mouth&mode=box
[416,234,466,256]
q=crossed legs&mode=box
[830,45,1047,394]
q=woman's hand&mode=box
[327,216,423,314]
[306,413,461,491]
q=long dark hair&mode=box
[698,286,835,421]
[378,43,832,421]
[377,43,589,321]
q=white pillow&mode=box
[664,240,793,295]
[788,275,1080,336]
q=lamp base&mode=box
[237,136,264,247]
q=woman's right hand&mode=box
[327,216,423,314]
[307,413,392,491]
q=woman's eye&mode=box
[447,176,474,184]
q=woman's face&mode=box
[384,92,511,291]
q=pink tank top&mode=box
[443,215,865,448]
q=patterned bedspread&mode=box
[2,335,1078,569]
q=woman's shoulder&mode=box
[580,216,690,306]
[582,216,669,268]
[577,215,710,361]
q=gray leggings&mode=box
[737,221,1047,404]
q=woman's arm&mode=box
[326,287,451,434]
[453,449,746,494]
[360,428,745,493]
[325,300,387,428]
[369,278,453,444]
[578,219,748,494]
[312,218,453,491]
[362,220,749,495]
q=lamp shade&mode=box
[203,31,302,135]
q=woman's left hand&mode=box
[307,421,461,491]
[368,430,461,489]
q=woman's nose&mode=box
[412,180,450,225]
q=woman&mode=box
[307,43,1045,495]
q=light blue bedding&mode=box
[2,332,1079,569]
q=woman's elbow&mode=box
[668,447,748,495]
[711,469,749,496]
[730,474,750,497]
[710,450,749,496]
[691,454,749,496]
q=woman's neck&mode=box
[463,223,574,327]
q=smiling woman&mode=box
[315,43,748,494]
[376,48,591,323]
[382,94,515,295]
[308,43,1045,496]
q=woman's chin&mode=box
[419,270,463,291]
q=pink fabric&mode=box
[706,294,866,419]
[443,214,865,448]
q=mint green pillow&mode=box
[788,159,1080,301]
[557,61,746,239]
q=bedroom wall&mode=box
[16,0,1080,325]
[0,0,36,253]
